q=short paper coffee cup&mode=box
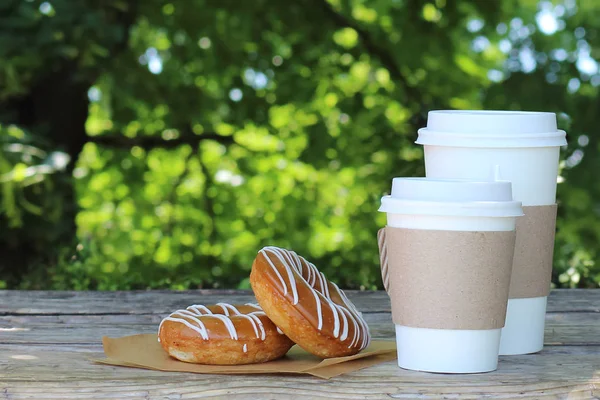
[378,178,522,373]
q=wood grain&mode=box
[0,312,598,346]
[1,289,599,399]
[1,349,599,399]
[1,289,598,315]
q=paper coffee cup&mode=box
[416,110,567,355]
[378,178,522,373]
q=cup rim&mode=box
[379,196,524,218]
[429,110,556,117]
[416,128,567,148]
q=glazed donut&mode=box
[158,303,294,365]
[250,246,371,358]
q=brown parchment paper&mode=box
[509,204,558,299]
[93,334,397,380]
[385,227,516,330]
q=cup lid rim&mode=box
[416,128,567,148]
[428,109,556,117]
[417,127,567,137]
[379,196,524,218]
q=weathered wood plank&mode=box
[0,312,390,344]
[1,312,598,346]
[1,290,599,399]
[0,344,599,399]
[544,312,600,345]
[1,289,598,315]
[2,381,598,400]
[0,290,387,316]
[2,341,599,357]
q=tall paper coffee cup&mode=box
[378,178,522,373]
[416,110,566,355]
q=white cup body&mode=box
[418,111,565,356]
[499,297,547,355]
[423,146,560,206]
[387,212,515,373]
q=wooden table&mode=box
[1,289,599,399]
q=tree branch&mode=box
[198,153,219,288]
[88,133,234,150]
[319,0,429,125]
[165,150,195,234]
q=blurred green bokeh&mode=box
[0,0,599,290]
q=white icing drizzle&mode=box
[336,304,349,341]
[159,316,209,340]
[322,296,340,338]
[218,304,231,315]
[208,314,238,340]
[175,309,203,318]
[342,306,359,347]
[254,314,267,340]
[262,248,299,305]
[159,303,269,342]
[188,304,212,314]
[235,314,259,338]
[243,344,247,353]
[337,286,371,349]
[246,313,267,340]
[260,246,371,350]
[321,272,331,299]
[310,287,323,330]
[217,303,241,316]
[276,327,284,335]
[261,252,288,296]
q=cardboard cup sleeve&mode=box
[509,204,558,299]
[378,227,516,330]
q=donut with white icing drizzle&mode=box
[250,246,371,358]
[158,303,294,365]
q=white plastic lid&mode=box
[379,178,523,217]
[416,110,567,148]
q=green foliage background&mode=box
[1,0,599,290]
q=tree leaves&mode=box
[1,0,599,289]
